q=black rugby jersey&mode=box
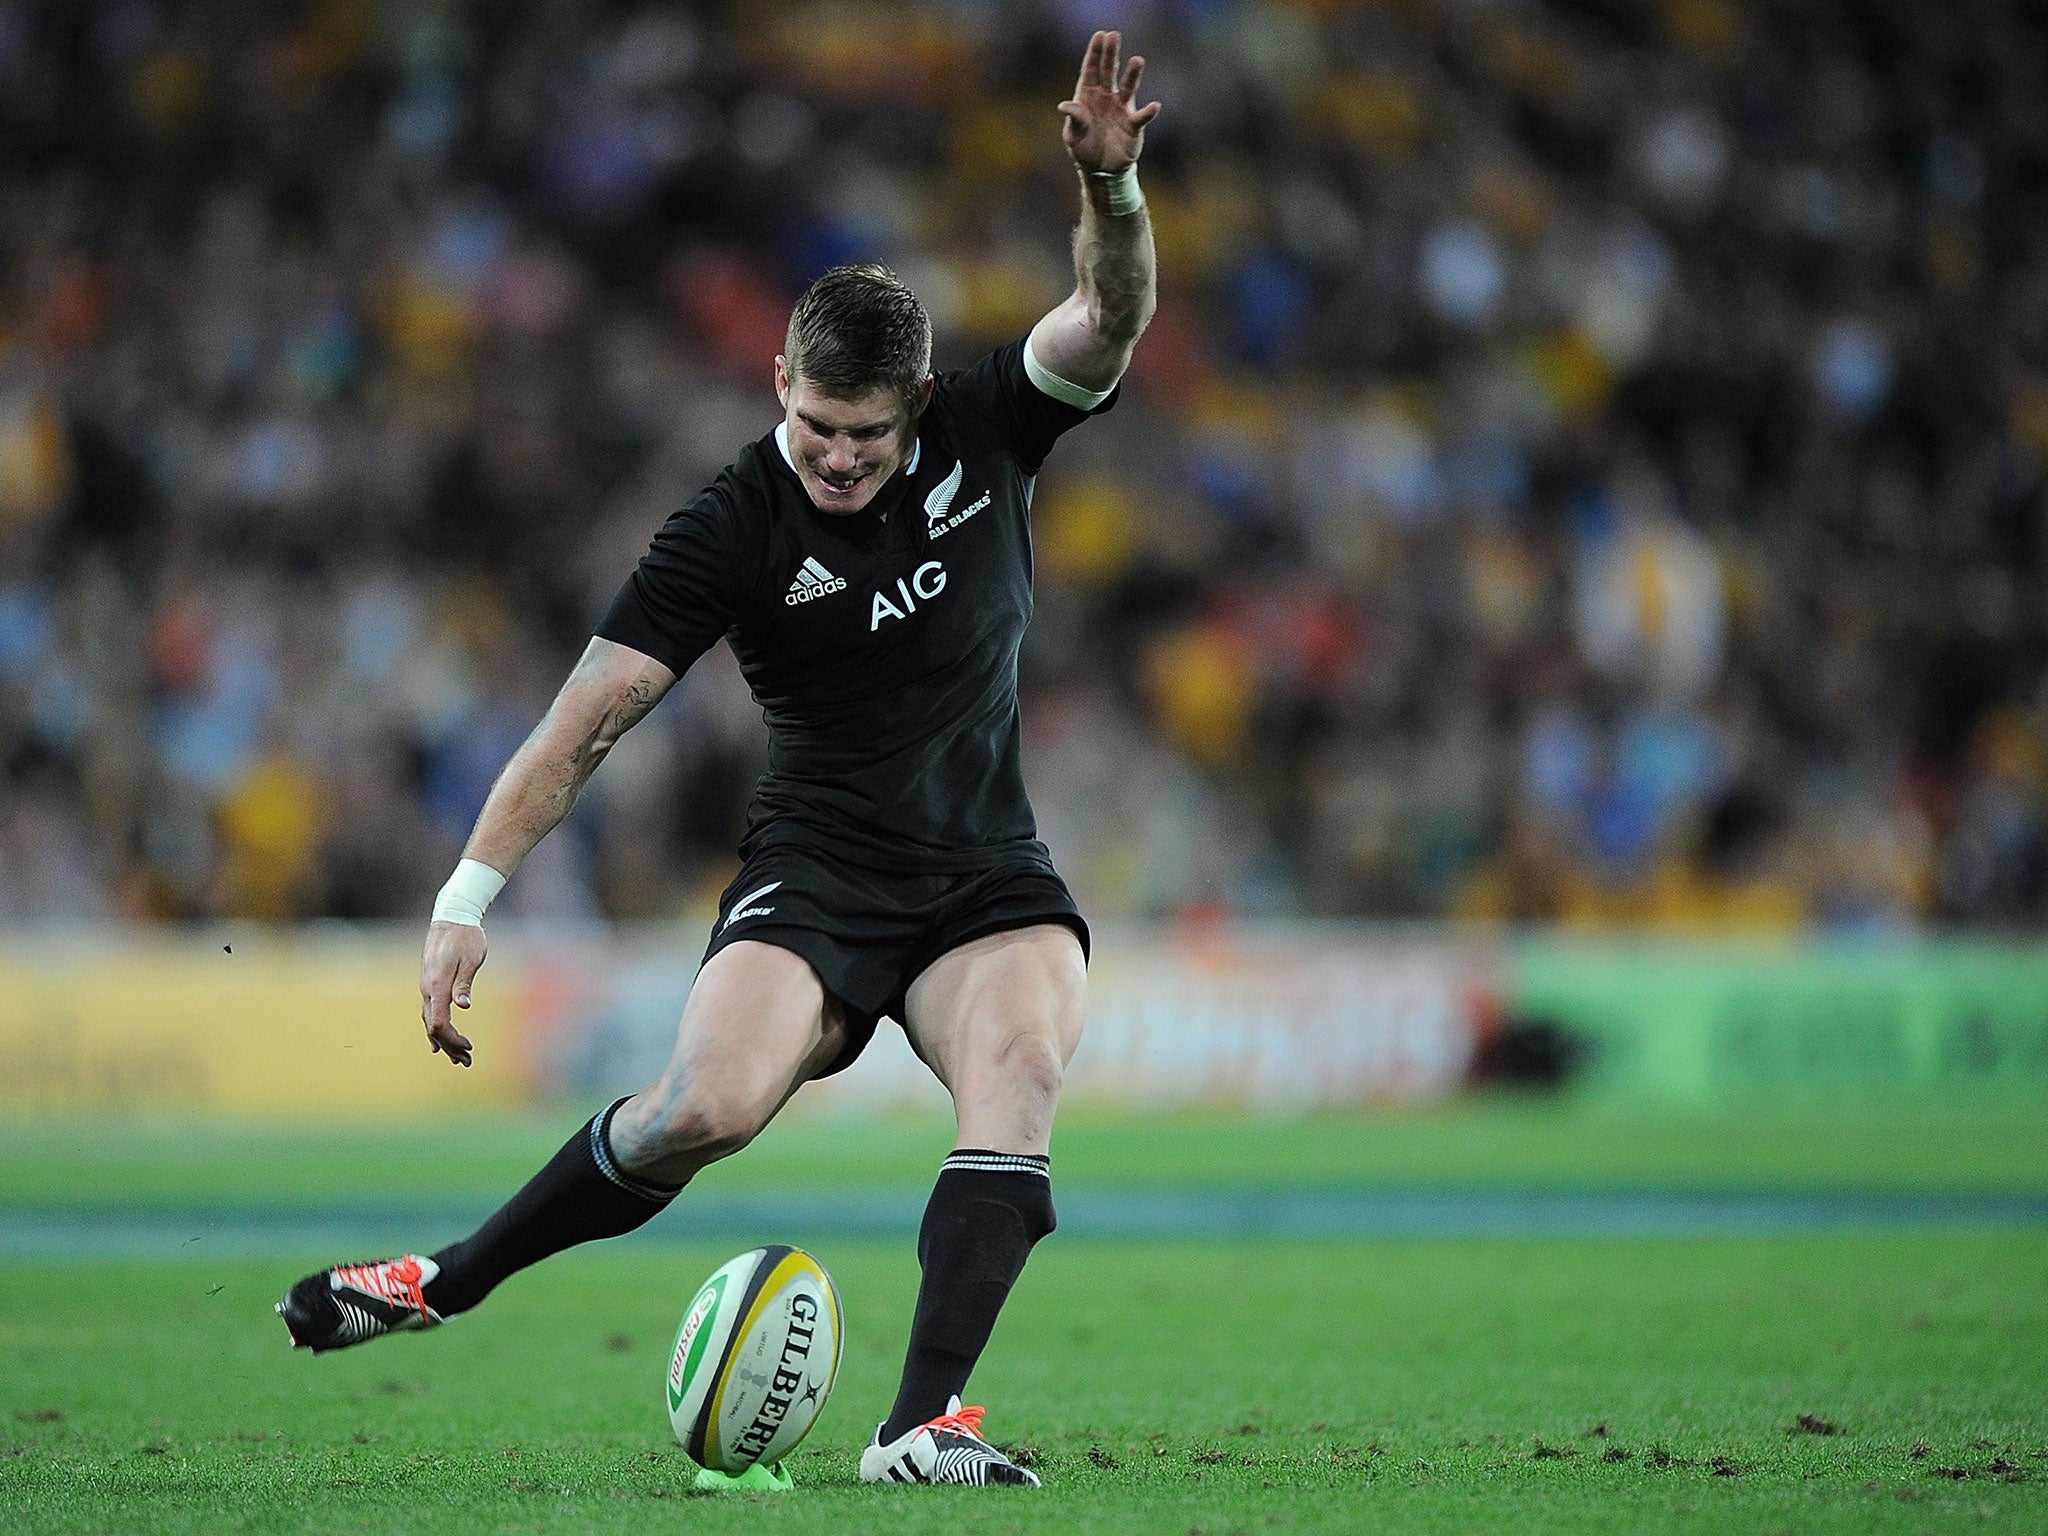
[598,339,1115,871]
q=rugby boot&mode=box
[276,1255,444,1351]
[859,1396,1041,1486]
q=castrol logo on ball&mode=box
[669,1275,727,1411]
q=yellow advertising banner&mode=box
[0,934,527,1112]
[15,925,2028,1116]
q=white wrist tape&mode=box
[433,858,506,927]
[1091,164,1144,216]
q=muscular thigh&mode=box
[610,940,848,1163]
[901,924,1087,1095]
[682,939,848,1079]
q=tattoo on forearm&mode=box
[607,676,658,740]
[471,663,664,866]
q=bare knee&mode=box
[954,1028,1067,1147]
[653,1079,769,1160]
[995,1029,1066,1109]
[614,1078,769,1176]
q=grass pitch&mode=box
[3,1100,2045,1534]
[4,1096,2044,1207]
[4,1236,2045,1535]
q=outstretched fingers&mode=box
[1060,30,1159,157]
[1075,29,1119,94]
[1120,56,1160,128]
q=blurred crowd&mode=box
[2,0,2046,932]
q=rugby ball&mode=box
[665,1245,842,1473]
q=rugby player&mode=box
[277,30,1158,1489]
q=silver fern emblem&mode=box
[924,460,963,529]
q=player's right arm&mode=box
[420,637,678,1066]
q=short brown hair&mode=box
[784,264,932,407]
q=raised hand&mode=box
[1058,30,1161,175]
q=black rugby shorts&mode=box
[699,842,1089,1077]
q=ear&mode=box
[912,375,935,418]
[774,355,791,408]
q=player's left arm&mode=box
[1027,30,1161,399]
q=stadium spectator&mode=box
[1,0,2044,932]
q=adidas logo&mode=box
[785,556,849,605]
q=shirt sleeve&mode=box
[595,483,751,678]
[939,338,1120,476]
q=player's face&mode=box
[776,359,929,515]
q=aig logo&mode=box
[871,560,947,631]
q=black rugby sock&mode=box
[422,1098,681,1317]
[881,1149,1056,1441]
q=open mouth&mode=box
[816,471,868,498]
